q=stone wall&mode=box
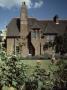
[7,38,19,55]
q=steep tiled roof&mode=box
[43,21,67,35]
[7,18,20,37]
[6,17,67,37]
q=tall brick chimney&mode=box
[20,2,29,57]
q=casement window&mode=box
[46,35,55,42]
[36,30,40,37]
[31,30,36,38]
[31,29,41,38]
[16,46,19,54]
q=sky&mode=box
[0,0,67,30]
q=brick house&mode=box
[6,2,67,57]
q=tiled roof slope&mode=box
[7,17,67,37]
[7,18,20,37]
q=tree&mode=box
[49,60,67,89]
[0,54,28,90]
[0,49,7,90]
[30,63,50,90]
[62,33,67,54]
[54,33,67,55]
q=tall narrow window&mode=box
[16,46,19,54]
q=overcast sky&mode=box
[0,0,67,30]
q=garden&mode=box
[0,49,67,90]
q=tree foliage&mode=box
[49,60,67,89]
[0,51,28,89]
[28,63,51,90]
[54,33,67,55]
